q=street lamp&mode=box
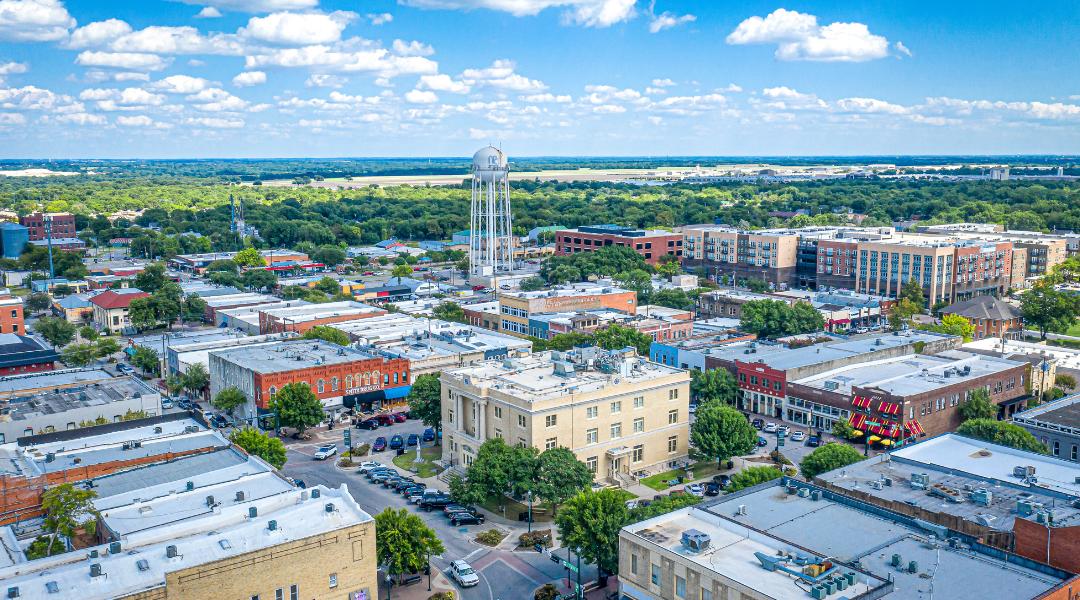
[527,490,532,533]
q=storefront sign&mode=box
[346,385,381,394]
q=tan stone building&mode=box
[681,225,800,288]
[441,347,690,485]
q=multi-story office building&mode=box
[18,211,76,240]
[497,286,637,338]
[441,347,690,484]
[555,225,684,265]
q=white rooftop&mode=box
[794,351,1023,397]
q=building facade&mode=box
[18,212,76,241]
[497,286,637,338]
[0,295,25,334]
[681,225,800,287]
[89,289,151,331]
[940,295,1024,340]
[555,225,684,265]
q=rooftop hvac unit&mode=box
[911,473,930,487]
[810,490,822,501]
[325,503,335,513]
[268,520,278,531]
[90,564,102,578]
[1014,465,1036,478]
[154,427,162,433]
[736,505,746,516]
[166,545,178,558]
[869,480,883,490]
[824,381,839,391]
[186,481,194,491]
[6,587,16,599]
[206,495,215,507]
[236,491,245,502]
[109,541,121,554]
[798,487,810,498]
[312,489,321,499]
[248,507,258,518]
[972,489,993,506]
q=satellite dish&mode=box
[613,377,620,386]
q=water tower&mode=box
[469,146,513,278]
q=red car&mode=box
[376,414,394,426]
[413,267,421,271]
[391,413,408,423]
[362,271,375,276]
[373,437,387,451]
[472,285,485,291]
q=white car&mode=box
[790,431,806,442]
[161,400,174,409]
[763,422,778,433]
[683,484,705,497]
[625,500,640,510]
[356,461,384,473]
[777,425,791,436]
[450,560,480,587]
[313,444,337,460]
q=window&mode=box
[611,422,622,439]
[331,377,338,391]
[518,438,527,448]
[675,575,686,599]
[1054,440,1060,456]
[773,381,782,391]
[290,585,299,600]
[518,414,527,428]
[634,396,644,409]
[750,376,758,386]
[738,372,746,382]
[633,444,643,462]
[329,574,338,588]
[586,456,598,473]
[702,587,713,600]
[495,428,502,439]
[587,428,598,444]
[669,389,679,400]
[67,422,75,430]
[545,414,557,428]
[668,409,678,424]
[611,401,621,414]
[668,436,678,453]
[587,406,598,419]
[631,554,638,575]
[252,596,261,600]
[546,437,557,450]
[651,564,660,585]
[1072,445,1078,461]
[448,410,454,424]
[494,406,502,418]
[317,379,325,393]
[634,417,644,433]
[276,589,284,600]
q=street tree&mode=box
[25,292,52,312]
[229,427,287,468]
[519,277,545,292]
[61,343,97,367]
[312,246,346,267]
[689,368,739,405]
[234,247,264,268]
[898,278,925,308]
[740,299,824,339]
[272,382,324,435]
[957,419,1048,454]
[554,489,628,585]
[182,293,208,323]
[241,269,277,292]
[887,299,920,331]
[32,317,77,348]
[206,259,238,275]
[727,466,784,492]
[131,346,160,374]
[614,269,652,302]
[957,388,996,421]
[918,314,975,342]
[79,325,98,342]
[127,296,158,331]
[743,277,770,293]
[406,373,442,438]
[302,325,351,346]
[182,363,209,396]
[627,494,702,523]
[94,338,121,359]
[657,255,681,278]
[650,289,692,311]
[1021,282,1078,340]
[1056,373,1077,390]
[447,473,486,508]
[133,262,168,294]
[41,483,98,557]
[799,443,867,480]
[690,403,757,470]
[213,387,247,415]
[432,301,466,323]
[313,277,341,294]
[391,264,413,284]
[535,447,594,515]
[592,322,653,357]
[375,507,445,585]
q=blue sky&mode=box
[0,0,1078,158]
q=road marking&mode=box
[464,547,486,561]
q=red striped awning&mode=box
[907,421,925,436]
[878,401,900,415]
[852,396,872,408]
[848,413,867,429]
[867,422,902,438]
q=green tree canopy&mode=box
[535,447,594,514]
[375,507,445,584]
[799,443,867,480]
[1021,282,1079,340]
[25,292,52,312]
[727,466,784,492]
[41,483,98,557]
[133,262,168,294]
[554,489,628,584]
[690,403,757,468]
[229,427,287,468]
[234,247,265,268]
[273,382,325,434]
[957,419,1049,454]
[917,314,975,342]
[432,301,466,323]
[739,299,824,339]
[406,373,442,436]
[182,293,208,323]
[32,317,77,348]
[743,277,770,293]
[301,325,351,346]
[898,278,925,308]
[131,345,160,374]
[958,387,996,421]
[95,338,121,359]
[592,322,654,357]
[519,277,545,291]
[690,368,739,405]
[650,288,693,311]
[182,363,209,395]
[213,387,248,414]
[313,277,341,294]
[241,269,278,292]
[61,342,97,367]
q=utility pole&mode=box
[44,214,55,281]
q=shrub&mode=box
[518,529,552,548]
[535,583,559,600]
[338,457,353,468]
[24,535,66,560]
[429,593,453,600]
[354,443,370,457]
[476,529,505,545]
[769,449,793,465]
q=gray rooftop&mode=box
[1013,392,1080,430]
[795,351,1024,397]
[942,296,1023,321]
[91,446,247,499]
[129,329,254,357]
[210,339,377,374]
[0,370,155,420]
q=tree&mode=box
[61,343,97,367]
[25,292,52,312]
[241,269,278,292]
[79,325,98,342]
[391,264,413,284]
[448,473,486,508]
[727,466,784,492]
[234,247,265,268]
[740,299,824,339]
[182,293,208,323]
[690,403,757,469]
[888,299,920,331]
[133,262,168,294]
[313,277,341,294]
[131,345,160,374]
[627,493,702,523]
[918,314,975,342]
[272,382,324,434]
[799,443,866,480]
[690,368,739,405]
[592,323,653,357]
[41,483,98,557]
[375,507,445,585]
[95,338,121,359]
[650,288,692,311]
[432,301,466,323]
[1056,373,1077,390]
[302,325,351,346]
[182,363,209,396]
[213,386,248,415]
[743,277,770,293]
[930,300,950,318]
[614,269,652,302]
[32,317,77,348]
[657,256,680,279]
[957,387,996,421]
[206,259,238,275]
[957,419,1049,454]
[229,427,287,468]
[127,296,158,331]
[519,277,545,292]
[406,373,442,438]
[535,447,593,515]
[829,419,858,441]
[312,246,346,267]
[554,489,627,585]
[898,278,925,308]
[1021,282,1078,339]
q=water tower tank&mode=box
[473,147,507,182]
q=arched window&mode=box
[393,372,398,385]
[268,386,277,400]
[384,373,389,385]
[363,373,371,386]
[331,377,339,391]
[318,379,325,394]
[345,375,353,389]
[402,370,408,383]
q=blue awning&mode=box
[383,385,411,400]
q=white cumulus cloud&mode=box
[0,112,26,125]
[401,0,636,28]
[405,89,438,104]
[233,71,266,86]
[168,0,317,13]
[726,8,892,62]
[195,6,222,17]
[186,116,244,127]
[117,114,154,126]
[149,74,215,93]
[305,74,348,88]
[0,0,76,42]
[460,60,547,92]
[392,39,434,56]
[520,93,570,102]
[75,52,175,71]
[651,78,676,87]
[649,11,694,33]
[0,61,29,75]
[240,10,356,45]
[417,74,469,94]
[64,19,133,50]
[368,13,392,25]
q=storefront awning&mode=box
[907,421,925,437]
[868,422,902,438]
[878,401,900,415]
[383,385,411,401]
[848,413,867,429]
[852,396,872,408]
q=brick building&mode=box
[18,211,76,240]
[527,308,693,343]
[555,225,683,265]
[0,294,25,334]
[940,295,1024,340]
[208,340,411,423]
[257,301,387,335]
[497,285,637,337]
[461,301,500,330]
[697,289,801,320]
[681,224,800,287]
[0,333,59,375]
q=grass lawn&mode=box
[391,445,444,478]
[640,461,726,491]
[1066,321,1080,337]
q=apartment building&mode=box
[497,286,637,337]
[681,225,800,287]
[18,211,76,240]
[555,224,684,265]
[917,224,1069,284]
[441,347,690,484]
[0,294,24,334]
[527,308,693,343]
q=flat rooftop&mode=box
[209,339,377,374]
[258,301,384,323]
[0,372,156,422]
[129,329,254,357]
[704,482,1069,600]
[201,292,278,307]
[795,351,1022,397]
[964,337,1080,371]
[1013,392,1080,431]
[501,285,633,301]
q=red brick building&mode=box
[257,301,387,335]
[0,294,25,334]
[18,212,77,241]
[0,334,58,374]
[940,295,1024,340]
[555,225,683,265]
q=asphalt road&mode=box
[279,419,596,600]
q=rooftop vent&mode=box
[206,495,215,507]
[325,503,335,513]
[824,381,839,391]
[7,587,17,598]
[186,481,194,491]
[89,564,102,578]
[312,489,321,499]
[154,427,162,434]
[680,530,712,553]
[136,559,149,571]
[269,520,278,531]
[236,491,245,502]
[45,582,57,594]
[248,507,258,518]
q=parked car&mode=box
[406,487,426,502]
[389,435,404,450]
[286,477,306,489]
[751,418,764,429]
[370,471,396,483]
[161,400,174,409]
[356,462,384,473]
[356,418,379,430]
[758,436,768,447]
[413,488,438,504]
[177,398,192,410]
[683,484,705,497]
[790,431,806,442]
[376,414,394,426]
[704,482,721,496]
[450,560,480,587]
[394,479,417,493]
[391,413,408,423]
[209,413,229,428]
[471,285,485,291]
[714,474,732,488]
[373,437,387,452]
[763,422,778,433]
[500,284,511,290]
[406,434,420,448]
[806,435,821,447]
[382,476,405,488]
[421,496,454,511]
[777,425,791,436]
[449,512,485,526]
[437,276,449,281]
[423,428,436,442]
[314,444,337,460]
[362,271,376,276]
